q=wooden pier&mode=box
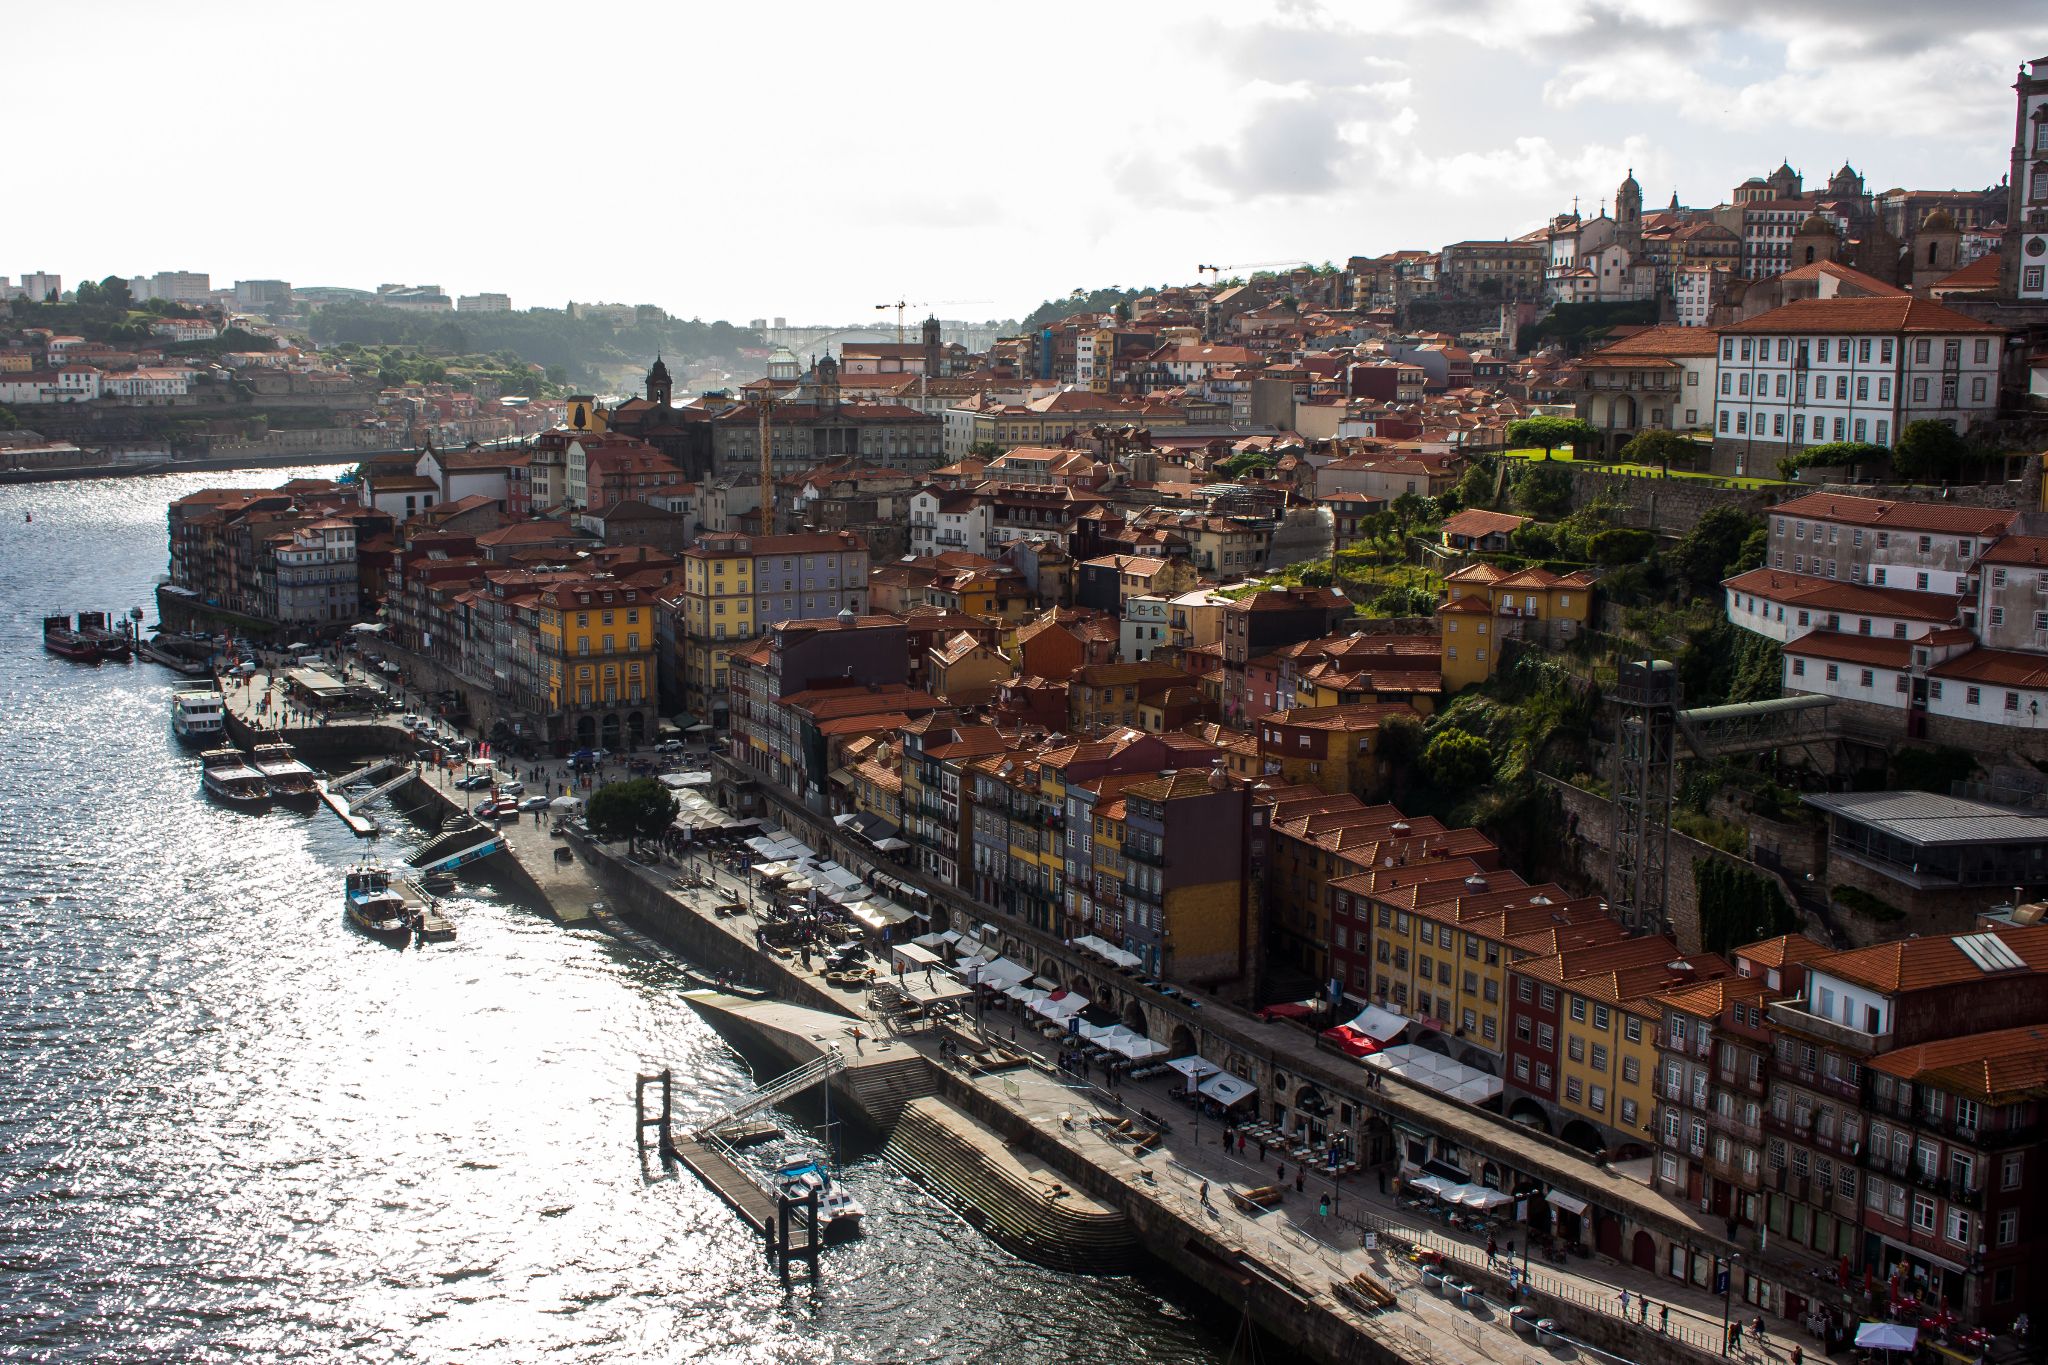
[670,1137,778,1234]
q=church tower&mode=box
[816,353,840,412]
[1911,209,1962,294]
[1792,213,1838,269]
[1616,168,1643,253]
[920,315,943,377]
[646,354,672,407]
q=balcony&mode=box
[1123,879,1162,906]
[1767,999,1885,1056]
[1123,842,1165,867]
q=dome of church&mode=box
[1920,208,1958,231]
[1796,213,1834,234]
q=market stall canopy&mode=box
[971,957,1033,989]
[874,838,912,852]
[1258,1001,1314,1022]
[1347,1004,1410,1042]
[1546,1191,1589,1216]
[1005,985,1050,1005]
[1320,1025,1380,1058]
[1408,1173,1453,1198]
[1446,1185,1513,1210]
[1106,1033,1167,1061]
[1029,990,1088,1021]
[892,943,944,971]
[1362,1043,1503,1105]
[912,930,962,950]
[1197,1071,1256,1108]
[550,796,582,811]
[1166,1056,1221,1083]
[1855,1324,1918,1352]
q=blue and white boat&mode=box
[344,865,412,943]
[773,1159,865,1237]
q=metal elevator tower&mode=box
[1611,659,1678,936]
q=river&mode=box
[0,470,1231,1363]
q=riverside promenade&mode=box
[213,652,1837,1365]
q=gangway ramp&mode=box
[692,1048,845,1141]
[347,766,416,813]
[332,757,398,790]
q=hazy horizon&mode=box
[14,1,2038,325]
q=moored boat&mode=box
[139,631,215,676]
[43,615,99,662]
[250,742,319,808]
[772,1159,865,1237]
[199,747,271,808]
[171,681,226,746]
[343,866,413,943]
[77,610,131,661]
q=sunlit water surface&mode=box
[0,471,1230,1363]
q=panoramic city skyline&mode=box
[14,0,2030,323]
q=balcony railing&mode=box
[1122,842,1165,867]
[1767,999,1886,1055]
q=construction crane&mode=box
[1195,259,1310,281]
[873,298,990,344]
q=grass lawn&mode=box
[1499,445,1787,490]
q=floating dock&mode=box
[670,1137,778,1235]
[316,778,379,836]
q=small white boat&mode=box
[772,1160,864,1237]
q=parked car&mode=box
[654,738,685,753]
[455,774,491,791]
[518,795,550,812]
[499,780,524,796]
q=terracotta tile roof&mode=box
[1782,630,1915,668]
[1931,254,2002,292]
[1724,296,2002,335]
[1583,321,1723,356]
[1653,974,1772,1019]
[1721,567,1959,623]
[1811,925,2048,995]
[1440,509,1529,539]
[1770,492,2014,537]
[1735,933,1832,970]
[1928,647,2048,690]
[1773,260,1908,296]
[1976,535,2048,567]
[1866,1023,2048,1100]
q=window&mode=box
[1946,1208,1972,1246]
[2003,1153,2024,1190]
[1968,686,1982,706]
[1624,1017,1642,1043]
[1589,1085,1607,1112]
[1517,977,1532,1002]
[1622,1057,1639,1083]
[1568,1036,1585,1062]
[1621,1099,1637,1126]
[1570,998,1587,1022]
[1514,1055,1531,1082]
[1565,1077,1582,1103]
[1593,1005,1609,1030]
[1538,1022,1555,1051]
[1591,1044,1609,1072]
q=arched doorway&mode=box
[600,713,622,751]
[1632,1230,1657,1271]
[1612,1140,1651,1163]
[625,711,645,747]
[574,715,597,747]
[1168,1024,1197,1059]
[1508,1098,1552,1133]
[1560,1118,1606,1155]
[1121,999,1147,1034]
[1457,1046,1497,1075]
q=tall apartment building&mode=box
[675,531,868,724]
[458,292,512,312]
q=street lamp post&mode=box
[1719,1250,1742,1355]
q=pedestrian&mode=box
[1660,1304,1669,1334]
[1728,1321,1742,1353]
[1790,1347,1802,1365]
[1640,1296,1651,1325]
[1487,1234,1498,1263]
[1200,1180,1210,1206]
[1318,1193,1329,1218]
[1618,1288,1630,1317]
[1294,1167,1304,1194]
[1752,1316,1766,1350]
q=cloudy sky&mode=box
[15,1,2038,326]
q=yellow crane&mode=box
[873,299,989,344]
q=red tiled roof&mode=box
[1866,1023,2048,1100]
[1928,647,2048,690]
[1770,492,2014,537]
[1722,567,1958,623]
[1812,925,2048,995]
[1440,509,1528,538]
[1724,296,2002,335]
[1782,630,1915,668]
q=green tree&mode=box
[1512,463,1574,517]
[1588,527,1655,565]
[585,777,679,850]
[1453,453,1498,508]
[1891,419,1971,484]
[1617,428,1703,473]
[1507,415,1598,460]
[96,275,133,309]
[0,403,16,430]
[1671,505,1763,602]
[1422,729,1494,794]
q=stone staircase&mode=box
[884,1097,1135,1273]
[836,1054,938,1130]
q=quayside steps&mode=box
[347,767,415,813]
[692,1048,845,1140]
[332,757,398,790]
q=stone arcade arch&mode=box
[1507,1097,1552,1134]
[1120,998,1147,1034]
[1168,1023,1198,1060]
[1560,1118,1606,1155]
[1457,1046,1497,1075]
